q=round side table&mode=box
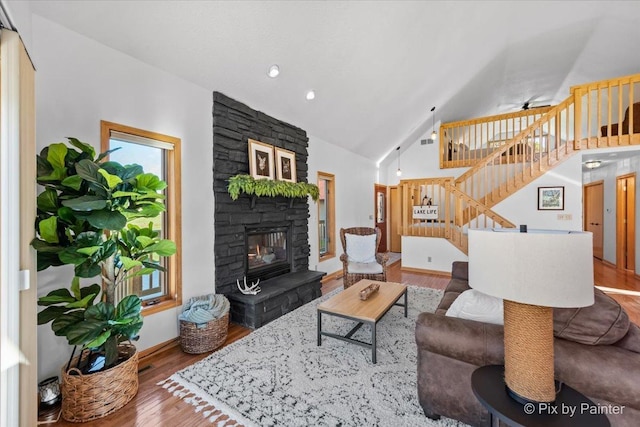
[471,365,610,427]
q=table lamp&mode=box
[468,228,594,404]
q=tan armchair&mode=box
[339,227,389,289]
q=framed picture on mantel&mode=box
[248,139,274,180]
[275,147,297,183]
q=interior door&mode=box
[389,186,402,252]
[374,184,387,252]
[617,174,636,271]
[584,181,604,259]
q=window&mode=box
[318,172,335,260]
[100,121,182,315]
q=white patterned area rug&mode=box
[159,286,466,427]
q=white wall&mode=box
[307,135,377,276]
[401,237,467,271]
[33,15,214,380]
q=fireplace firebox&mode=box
[245,225,291,282]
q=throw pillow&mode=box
[553,288,630,345]
[345,233,377,263]
[445,289,504,325]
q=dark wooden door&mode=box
[374,184,388,252]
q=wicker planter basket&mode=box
[180,311,230,354]
[60,344,138,423]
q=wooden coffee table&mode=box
[316,280,407,363]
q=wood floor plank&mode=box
[38,256,638,426]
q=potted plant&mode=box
[227,173,320,201]
[32,138,176,421]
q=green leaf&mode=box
[85,302,115,322]
[37,306,70,325]
[37,189,59,212]
[66,293,99,309]
[67,137,96,159]
[51,311,84,336]
[75,159,104,185]
[56,206,76,223]
[123,267,155,280]
[135,236,154,248]
[65,319,106,346]
[144,240,176,256]
[74,259,102,278]
[119,256,143,270]
[95,147,121,163]
[36,251,64,271]
[84,330,111,349]
[84,209,126,230]
[37,168,67,182]
[116,295,142,320]
[61,175,83,191]
[77,246,101,256]
[75,231,103,247]
[70,276,81,300]
[37,288,74,306]
[79,283,102,305]
[31,238,63,253]
[46,143,68,170]
[59,248,88,265]
[98,168,123,189]
[135,173,167,191]
[38,216,59,244]
[104,336,119,367]
[62,195,107,211]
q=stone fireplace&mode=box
[212,92,324,328]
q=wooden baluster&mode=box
[630,83,635,137]
[607,83,612,146]
[619,81,624,145]
[597,87,602,147]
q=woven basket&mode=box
[60,344,138,423]
[180,311,229,354]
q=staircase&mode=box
[400,73,640,254]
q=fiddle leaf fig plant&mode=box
[227,174,320,201]
[33,138,176,370]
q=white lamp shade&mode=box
[468,229,594,308]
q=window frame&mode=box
[317,171,336,261]
[100,120,182,316]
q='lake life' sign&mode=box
[413,205,439,220]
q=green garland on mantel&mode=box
[227,174,320,202]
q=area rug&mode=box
[160,286,466,427]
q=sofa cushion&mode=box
[451,261,469,281]
[445,289,504,325]
[345,233,376,263]
[346,261,383,274]
[554,288,630,345]
[614,323,640,353]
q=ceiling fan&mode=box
[500,95,553,112]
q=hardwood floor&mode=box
[38,257,639,426]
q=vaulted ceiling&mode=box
[28,1,640,164]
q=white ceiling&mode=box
[27,1,640,165]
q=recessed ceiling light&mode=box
[306,90,315,101]
[267,64,280,78]
[584,160,602,169]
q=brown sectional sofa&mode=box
[416,261,640,427]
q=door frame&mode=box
[616,173,636,271]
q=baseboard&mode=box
[138,337,180,368]
[601,259,616,269]
[321,269,343,284]
[401,266,451,277]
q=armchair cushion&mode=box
[345,233,377,263]
[347,261,384,275]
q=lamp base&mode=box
[503,300,556,403]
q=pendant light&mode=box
[396,146,402,177]
[430,106,437,140]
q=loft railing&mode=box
[398,178,514,253]
[454,95,575,208]
[571,73,640,148]
[440,107,554,169]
